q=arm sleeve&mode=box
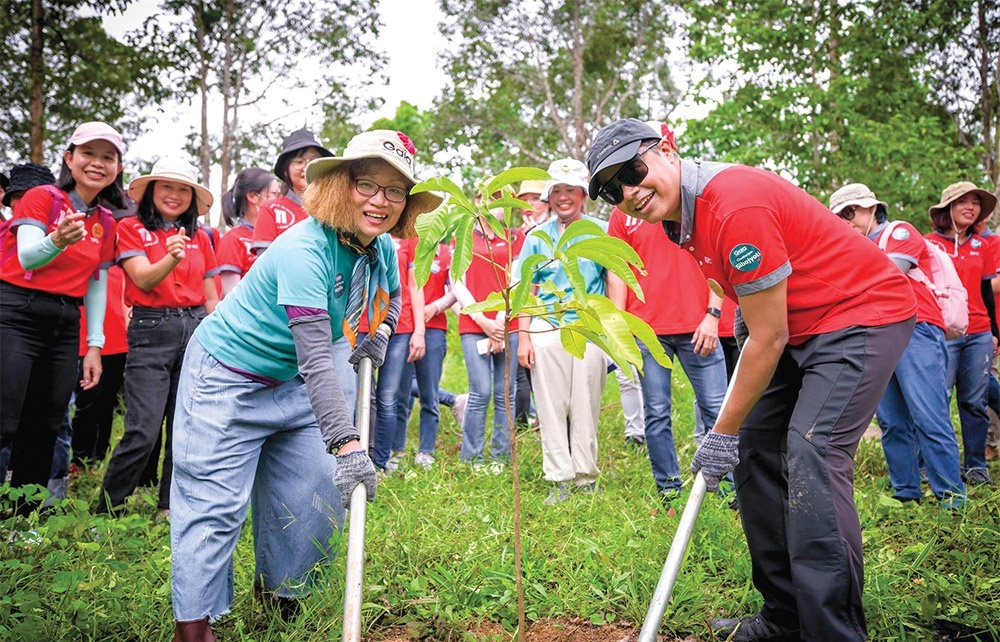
[383,288,402,334]
[982,279,998,340]
[83,268,109,348]
[289,314,359,450]
[16,225,63,270]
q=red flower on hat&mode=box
[396,132,416,156]
[661,123,676,150]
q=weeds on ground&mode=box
[1,323,998,640]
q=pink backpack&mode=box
[879,221,968,340]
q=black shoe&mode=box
[625,436,645,448]
[892,494,921,504]
[711,614,800,641]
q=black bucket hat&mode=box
[3,163,57,206]
[273,129,333,182]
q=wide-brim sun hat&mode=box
[68,121,125,157]
[516,179,548,198]
[305,129,443,214]
[828,183,887,215]
[128,157,214,215]
[2,163,57,206]
[273,129,333,178]
[929,181,998,224]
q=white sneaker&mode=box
[451,394,468,428]
[414,452,435,469]
[385,450,405,473]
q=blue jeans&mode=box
[171,337,343,622]
[638,334,728,492]
[410,328,446,453]
[946,331,992,471]
[460,333,517,462]
[372,332,413,468]
[877,322,965,503]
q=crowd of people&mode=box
[1,117,997,642]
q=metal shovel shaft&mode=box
[637,471,708,642]
[343,357,373,642]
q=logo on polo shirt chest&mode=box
[729,243,762,272]
[971,238,982,249]
[334,272,345,297]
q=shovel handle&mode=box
[637,471,708,642]
[343,357,373,642]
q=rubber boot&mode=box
[173,618,216,642]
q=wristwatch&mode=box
[706,307,722,319]
[327,434,361,454]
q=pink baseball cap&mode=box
[68,122,125,157]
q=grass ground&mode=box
[1,318,998,641]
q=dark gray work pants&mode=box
[735,318,914,642]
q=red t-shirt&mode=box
[116,217,219,308]
[684,166,916,345]
[393,236,417,335]
[718,297,737,339]
[926,231,997,335]
[424,243,452,332]
[458,228,523,335]
[984,232,1000,328]
[216,222,255,277]
[874,222,945,330]
[251,196,307,254]
[78,265,128,356]
[1,186,116,298]
[608,207,712,334]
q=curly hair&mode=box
[303,159,423,240]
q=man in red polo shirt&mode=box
[587,119,916,642]
[607,207,729,501]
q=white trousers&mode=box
[531,321,607,484]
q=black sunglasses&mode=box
[837,205,857,221]
[597,141,660,205]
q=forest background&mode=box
[1,0,997,230]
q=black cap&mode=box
[3,163,56,206]
[273,129,333,180]
[585,119,660,200]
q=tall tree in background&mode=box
[679,0,985,228]
[0,0,172,164]
[899,0,999,188]
[157,0,386,194]
[432,0,681,182]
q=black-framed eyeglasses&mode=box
[837,205,857,221]
[354,179,408,203]
[596,141,660,205]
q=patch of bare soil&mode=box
[374,617,693,641]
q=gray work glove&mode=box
[348,329,390,371]
[691,432,740,493]
[734,307,748,351]
[333,450,377,508]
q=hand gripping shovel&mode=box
[343,357,373,642]
[638,354,742,642]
